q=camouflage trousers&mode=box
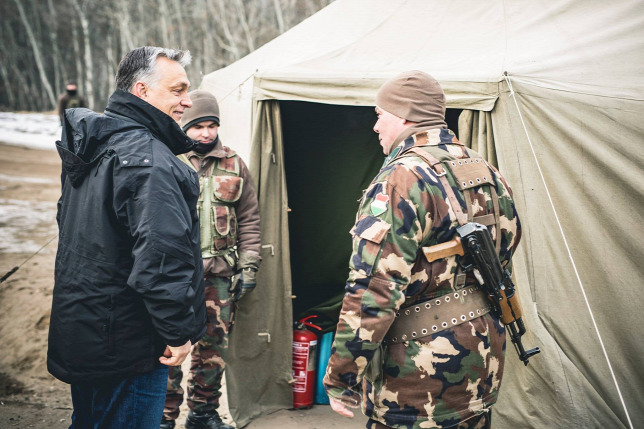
[367,410,491,429]
[163,276,235,420]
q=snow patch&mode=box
[0,198,58,254]
[0,112,61,151]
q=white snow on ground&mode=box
[0,173,57,184]
[0,112,60,254]
[0,198,58,254]
[0,112,61,151]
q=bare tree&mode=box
[70,0,95,109]
[46,0,67,92]
[273,0,286,34]
[12,0,56,108]
[0,0,335,111]
[235,0,255,51]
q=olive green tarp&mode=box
[201,1,644,427]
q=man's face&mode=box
[139,57,192,123]
[185,120,219,144]
[373,106,409,155]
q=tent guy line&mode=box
[503,72,634,429]
[217,70,256,104]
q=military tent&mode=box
[200,0,644,428]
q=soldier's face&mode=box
[137,57,192,123]
[374,106,409,155]
[186,120,219,144]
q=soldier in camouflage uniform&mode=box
[161,90,262,429]
[56,81,87,124]
[323,71,522,429]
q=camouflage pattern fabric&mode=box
[163,276,235,419]
[368,409,491,429]
[323,128,521,429]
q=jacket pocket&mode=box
[350,215,391,276]
[213,206,231,236]
[213,176,243,202]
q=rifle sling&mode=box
[407,147,469,226]
[407,147,501,251]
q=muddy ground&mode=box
[0,143,366,429]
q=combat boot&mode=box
[185,409,234,429]
[159,417,176,429]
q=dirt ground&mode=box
[0,143,367,429]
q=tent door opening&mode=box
[280,100,462,331]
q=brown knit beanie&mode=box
[181,90,220,132]
[375,70,446,128]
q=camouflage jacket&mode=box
[323,128,521,428]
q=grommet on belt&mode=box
[383,287,491,344]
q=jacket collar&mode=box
[383,128,461,166]
[104,90,195,155]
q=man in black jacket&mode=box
[48,46,207,429]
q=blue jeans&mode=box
[69,364,169,429]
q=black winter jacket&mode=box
[48,90,207,384]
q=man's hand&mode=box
[159,340,192,366]
[329,397,355,418]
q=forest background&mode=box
[0,0,334,112]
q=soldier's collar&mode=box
[187,138,227,160]
[384,128,461,166]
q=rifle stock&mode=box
[421,223,540,365]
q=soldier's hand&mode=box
[230,268,257,302]
[159,340,192,366]
[329,397,355,418]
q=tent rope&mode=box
[502,72,634,429]
[218,71,256,103]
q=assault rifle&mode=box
[423,222,540,366]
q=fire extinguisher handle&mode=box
[298,315,322,331]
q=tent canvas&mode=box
[201,1,644,428]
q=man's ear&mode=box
[132,82,147,99]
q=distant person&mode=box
[56,81,87,123]
[323,71,522,428]
[48,46,207,429]
[160,90,261,429]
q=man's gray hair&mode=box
[115,46,192,92]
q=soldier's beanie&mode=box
[181,90,220,132]
[375,70,447,127]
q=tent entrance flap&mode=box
[280,100,463,331]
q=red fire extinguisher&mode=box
[293,315,322,409]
